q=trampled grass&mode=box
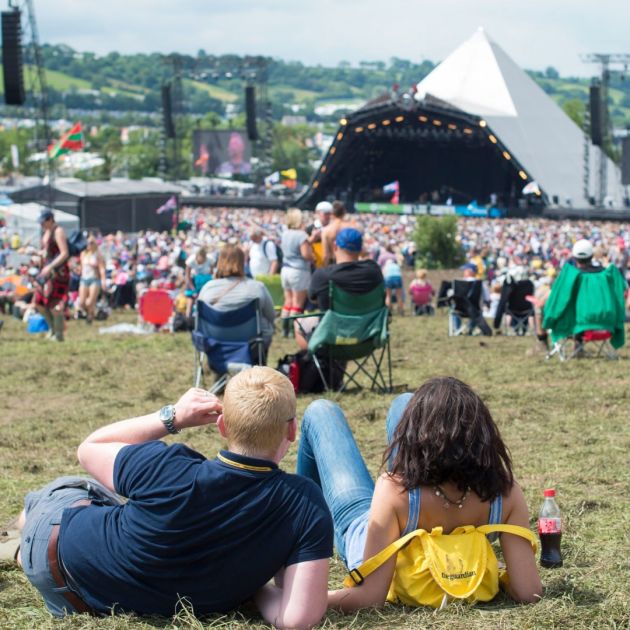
[1,309,629,629]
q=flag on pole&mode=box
[156,195,177,214]
[280,168,297,180]
[264,171,280,186]
[48,122,84,159]
[383,180,399,204]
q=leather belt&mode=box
[47,499,93,615]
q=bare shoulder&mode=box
[502,481,530,524]
[374,473,407,508]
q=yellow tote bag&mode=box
[343,524,537,608]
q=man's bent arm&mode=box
[254,559,328,630]
[77,388,222,492]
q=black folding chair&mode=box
[447,280,492,336]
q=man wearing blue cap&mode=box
[293,227,382,352]
[308,227,383,311]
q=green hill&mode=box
[0,44,627,128]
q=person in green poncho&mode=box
[542,239,626,353]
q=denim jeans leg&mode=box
[385,393,413,470]
[297,400,374,558]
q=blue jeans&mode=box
[296,393,412,564]
[20,476,122,617]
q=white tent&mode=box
[0,203,79,243]
[415,28,623,208]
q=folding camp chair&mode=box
[191,299,265,393]
[543,263,625,362]
[447,280,492,336]
[256,274,284,313]
[499,279,535,336]
[294,282,392,393]
[138,289,173,330]
[546,329,618,362]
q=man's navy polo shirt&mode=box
[58,441,333,616]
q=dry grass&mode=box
[0,308,629,629]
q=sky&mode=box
[35,0,630,78]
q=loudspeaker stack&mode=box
[2,10,25,106]
[245,85,258,141]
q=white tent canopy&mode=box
[0,203,79,243]
[415,28,623,208]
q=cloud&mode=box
[33,0,629,77]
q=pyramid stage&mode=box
[300,29,627,218]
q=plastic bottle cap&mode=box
[544,489,556,497]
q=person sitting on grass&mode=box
[9,367,332,629]
[297,376,542,612]
[408,268,434,316]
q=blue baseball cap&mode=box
[38,208,54,224]
[335,227,362,252]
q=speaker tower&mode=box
[245,85,258,141]
[589,85,604,146]
[2,10,25,106]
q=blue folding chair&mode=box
[192,299,264,393]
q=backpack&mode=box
[67,229,88,257]
[263,239,283,271]
[276,350,344,393]
[343,524,536,609]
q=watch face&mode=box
[160,405,174,422]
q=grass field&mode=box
[0,306,629,630]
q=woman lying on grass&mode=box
[297,376,542,611]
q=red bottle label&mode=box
[538,517,561,534]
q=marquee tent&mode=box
[0,202,79,243]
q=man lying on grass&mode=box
[11,367,332,629]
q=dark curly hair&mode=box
[382,376,513,501]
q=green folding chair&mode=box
[256,273,284,313]
[299,282,393,393]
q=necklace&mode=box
[434,485,470,509]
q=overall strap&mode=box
[402,487,421,535]
[343,529,421,587]
[488,495,503,524]
[476,524,538,551]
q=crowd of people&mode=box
[1,206,630,345]
[4,203,630,626]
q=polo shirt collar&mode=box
[217,449,278,473]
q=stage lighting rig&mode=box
[581,52,630,205]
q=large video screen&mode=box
[193,129,252,176]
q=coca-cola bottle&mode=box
[538,488,563,568]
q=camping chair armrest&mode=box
[284,311,326,321]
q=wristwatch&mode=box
[159,405,180,434]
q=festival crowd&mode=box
[1,205,629,341]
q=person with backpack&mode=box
[248,227,280,277]
[297,376,542,612]
[34,209,70,341]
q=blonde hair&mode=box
[215,244,245,278]
[415,268,427,280]
[223,366,296,455]
[286,207,303,230]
